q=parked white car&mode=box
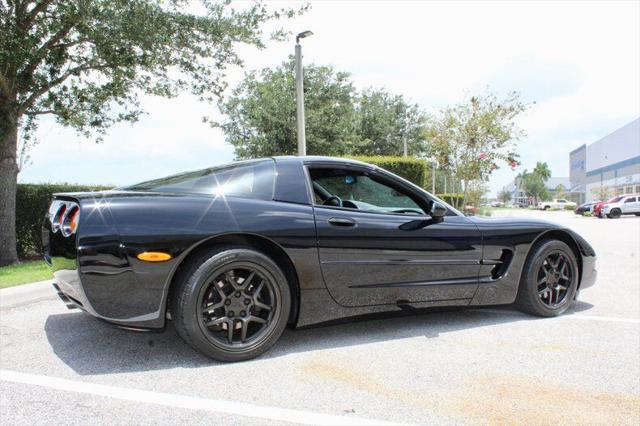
[602,194,640,218]
[537,199,577,210]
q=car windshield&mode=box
[123,159,275,199]
[607,196,623,203]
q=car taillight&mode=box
[52,204,66,233]
[61,206,79,237]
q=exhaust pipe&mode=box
[52,283,78,310]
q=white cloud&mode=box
[19,0,640,196]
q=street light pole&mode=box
[295,31,313,157]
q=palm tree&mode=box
[533,161,551,181]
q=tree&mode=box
[534,161,551,181]
[554,184,566,198]
[217,61,429,159]
[498,189,512,204]
[521,169,549,205]
[0,0,303,266]
[424,91,528,207]
[356,88,428,156]
[217,58,359,159]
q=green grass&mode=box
[0,258,75,289]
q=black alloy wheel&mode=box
[536,251,573,307]
[515,239,578,317]
[171,248,290,362]
[197,264,277,348]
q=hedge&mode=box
[436,193,464,208]
[16,183,112,259]
[349,156,430,188]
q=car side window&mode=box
[309,167,426,215]
[126,160,275,200]
[624,197,636,203]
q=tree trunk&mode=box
[0,110,18,266]
[461,179,468,212]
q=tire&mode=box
[543,205,550,210]
[515,239,578,317]
[171,247,291,362]
[608,209,622,219]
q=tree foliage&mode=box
[423,92,528,205]
[217,58,359,158]
[356,88,427,156]
[521,169,549,204]
[498,189,512,204]
[217,59,429,159]
[0,0,303,265]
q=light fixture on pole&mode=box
[295,30,313,156]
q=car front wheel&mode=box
[515,239,578,317]
[171,247,291,362]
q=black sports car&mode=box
[44,156,597,361]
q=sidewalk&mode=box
[0,280,55,310]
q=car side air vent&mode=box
[490,249,514,280]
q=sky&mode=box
[18,0,640,196]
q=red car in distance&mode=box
[594,195,624,218]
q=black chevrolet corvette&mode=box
[44,156,597,361]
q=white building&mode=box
[583,118,640,202]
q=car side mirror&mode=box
[431,202,447,222]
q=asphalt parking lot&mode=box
[1,210,639,425]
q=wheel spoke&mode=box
[254,300,272,311]
[225,271,240,290]
[248,315,267,324]
[538,288,550,298]
[203,301,225,313]
[242,271,256,289]
[537,275,547,286]
[253,279,265,296]
[205,317,227,327]
[240,319,248,342]
[227,319,235,343]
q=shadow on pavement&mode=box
[45,301,594,376]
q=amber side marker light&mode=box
[137,252,172,262]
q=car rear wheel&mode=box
[171,247,291,362]
[608,209,622,219]
[515,239,578,317]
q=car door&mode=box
[623,196,638,213]
[308,164,482,307]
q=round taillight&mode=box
[52,204,66,233]
[61,206,79,237]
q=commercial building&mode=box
[571,118,640,203]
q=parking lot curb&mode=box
[0,280,55,310]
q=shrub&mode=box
[436,193,464,208]
[16,183,112,259]
[564,204,575,210]
[348,156,430,189]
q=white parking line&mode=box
[0,369,404,426]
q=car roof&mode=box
[271,155,375,168]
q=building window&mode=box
[635,185,640,194]
[625,186,634,194]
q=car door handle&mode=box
[328,217,357,227]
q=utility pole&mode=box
[295,31,313,156]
